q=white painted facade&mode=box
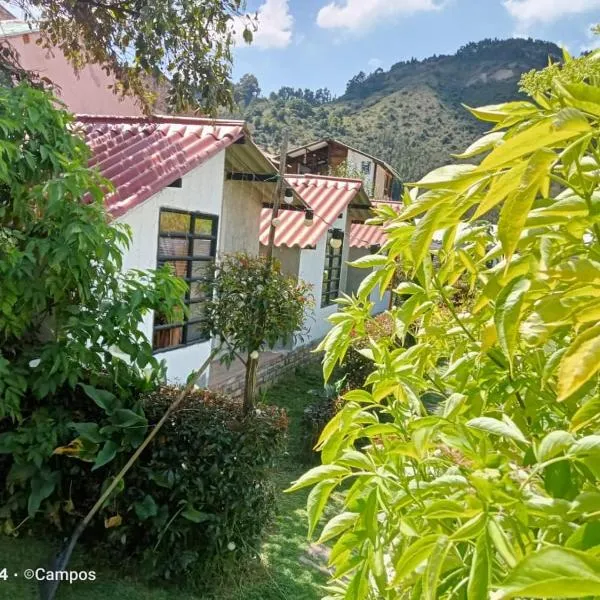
[115,151,264,384]
[347,149,375,197]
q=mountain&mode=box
[231,38,562,182]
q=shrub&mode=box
[294,48,600,599]
[202,253,311,413]
[86,388,288,582]
[0,84,185,529]
[300,380,344,465]
[341,312,395,390]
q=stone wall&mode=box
[212,341,321,399]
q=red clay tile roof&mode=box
[76,115,245,218]
[259,175,367,249]
[349,200,402,248]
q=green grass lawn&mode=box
[0,364,327,600]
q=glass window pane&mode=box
[193,238,212,256]
[187,321,206,342]
[189,280,207,300]
[153,327,183,350]
[194,217,214,235]
[160,211,190,233]
[191,260,211,280]
[159,237,188,258]
[188,302,206,320]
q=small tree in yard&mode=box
[0,84,185,526]
[290,47,600,599]
[203,253,311,414]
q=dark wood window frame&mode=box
[153,207,219,352]
[321,229,344,308]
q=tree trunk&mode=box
[243,353,259,414]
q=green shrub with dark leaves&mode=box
[0,84,185,530]
[86,388,288,582]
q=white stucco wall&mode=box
[220,180,263,256]
[115,153,225,384]
[297,210,351,345]
[347,149,375,197]
[347,247,391,315]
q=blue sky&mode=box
[232,0,600,96]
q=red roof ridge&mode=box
[75,114,247,128]
[286,173,364,185]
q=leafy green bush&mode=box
[203,252,311,412]
[341,312,395,390]
[293,48,600,599]
[89,388,288,582]
[0,84,184,529]
[300,380,344,465]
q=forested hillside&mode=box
[231,38,562,181]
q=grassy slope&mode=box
[0,365,326,600]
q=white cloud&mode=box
[316,0,446,32]
[504,0,600,28]
[368,58,383,70]
[233,0,294,49]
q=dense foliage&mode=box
[203,253,311,412]
[87,388,288,582]
[292,48,600,598]
[0,84,184,530]
[232,38,562,182]
[5,0,253,112]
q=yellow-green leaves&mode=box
[468,532,490,600]
[495,547,600,599]
[497,150,556,262]
[494,276,531,369]
[557,324,600,401]
[481,108,590,170]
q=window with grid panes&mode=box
[321,230,344,307]
[153,208,218,351]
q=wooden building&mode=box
[285,139,402,201]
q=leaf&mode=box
[413,164,478,190]
[410,202,447,270]
[286,465,349,492]
[494,276,530,369]
[393,534,441,584]
[348,255,388,268]
[468,531,490,600]
[570,397,600,433]
[569,435,600,458]
[317,512,358,544]
[181,506,210,523]
[481,110,590,170]
[28,473,56,516]
[307,480,338,538]
[537,430,575,462]
[465,101,538,123]
[105,514,122,528]
[467,417,528,444]
[453,132,505,159]
[80,384,117,414]
[92,440,118,471]
[557,324,600,401]
[495,547,600,599]
[111,408,147,428]
[544,460,573,500]
[488,517,517,568]
[70,422,104,444]
[134,494,158,521]
[423,536,451,600]
[497,150,556,262]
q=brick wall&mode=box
[212,341,321,399]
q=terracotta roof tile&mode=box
[76,115,245,218]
